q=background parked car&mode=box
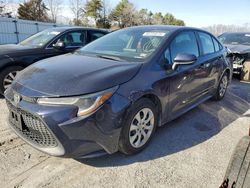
[218,32,250,81]
[0,27,109,94]
[5,25,232,158]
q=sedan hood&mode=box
[226,44,250,54]
[12,54,142,97]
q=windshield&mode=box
[19,29,61,47]
[218,33,250,46]
[79,28,172,62]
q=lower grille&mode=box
[6,101,58,148]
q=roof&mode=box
[49,25,210,35]
[124,25,207,33]
[45,26,110,33]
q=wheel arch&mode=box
[0,61,25,72]
[225,68,231,79]
[0,64,25,76]
[0,65,25,94]
[134,93,163,127]
[221,68,232,83]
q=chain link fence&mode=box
[0,17,62,44]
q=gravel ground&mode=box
[0,79,250,188]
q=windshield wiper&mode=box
[96,55,123,62]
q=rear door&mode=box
[86,30,107,44]
[196,31,222,91]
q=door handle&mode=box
[218,55,223,60]
[199,64,205,68]
[200,62,211,68]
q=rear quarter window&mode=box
[212,37,220,52]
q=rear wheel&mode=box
[119,98,157,155]
[0,66,23,95]
[213,73,228,101]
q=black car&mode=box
[5,25,232,158]
[0,27,109,94]
[218,32,250,75]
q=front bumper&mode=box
[4,88,130,158]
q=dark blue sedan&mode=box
[4,25,232,158]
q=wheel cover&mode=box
[219,75,228,97]
[129,108,155,148]
[3,71,19,90]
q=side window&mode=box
[52,31,86,47]
[170,31,199,62]
[198,32,215,55]
[88,31,106,42]
[212,37,220,52]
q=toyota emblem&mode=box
[13,93,21,105]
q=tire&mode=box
[0,66,23,95]
[213,73,229,101]
[118,98,158,155]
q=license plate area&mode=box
[9,110,23,131]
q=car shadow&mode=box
[75,80,250,167]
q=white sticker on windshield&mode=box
[245,34,250,37]
[140,53,148,57]
[143,32,166,37]
[50,31,60,35]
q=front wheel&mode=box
[213,73,228,101]
[0,66,23,95]
[119,98,157,155]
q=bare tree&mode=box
[46,0,62,23]
[101,0,112,24]
[0,1,4,14]
[70,0,84,25]
[0,0,7,15]
[0,0,13,17]
[203,24,250,36]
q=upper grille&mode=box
[6,101,58,148]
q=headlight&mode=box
[37,86,118,116]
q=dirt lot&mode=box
[0,79,250,188]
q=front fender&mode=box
[0,55,15,70]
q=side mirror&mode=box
[53,41,65,50]
[172,53,197,70]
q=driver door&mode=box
[45,30,87,57]
[164,31,208,120]
[55,30,87,52]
